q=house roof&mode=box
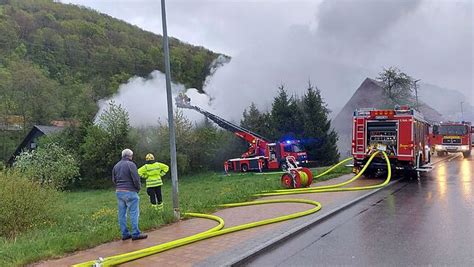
[8,125,65,165]
[366,77,386,88]
[34,125,64,135]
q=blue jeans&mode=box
[116,191,140,238]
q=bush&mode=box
[79,101,132,185]
[79,124,111,181]
[0,171,59,238]
[14,143,80,190]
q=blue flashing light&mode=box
[286,140,291,144]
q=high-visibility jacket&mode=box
[138,162,169,188]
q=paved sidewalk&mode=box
[37,175,385,266]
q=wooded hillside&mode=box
[0,0,223,161]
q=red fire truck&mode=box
[352,106,431,177]
[176,96,308,172]
[431,121,473,158]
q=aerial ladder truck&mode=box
[176,94,308,173]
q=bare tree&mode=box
[377,67,415,104]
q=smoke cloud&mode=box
[77,0,472,126]
[202,0,426,120]
[96,71,212,126]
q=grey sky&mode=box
[61,0,321,55]
[63,0,473,122]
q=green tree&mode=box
[156,110,195,175]
[0,132,20,162]
[270,85,303,140]
[189,118,219,171]
[241,102,272,138]
[58,81,96,119]
[97,101,131,153]
[0,20,19,55]
[79,102,132,186]
[130,116,246,174]
[301,81,339,165]
[0,66,14,118]
[79,124,110,184]
[9,60,61,126]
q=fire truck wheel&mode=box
[436,151,445,157]
[241,164,249,172]
[402,170,415,179]
[463,151,471,158]
[363,170,376,179]
[280,173,294,189]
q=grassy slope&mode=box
[0,166,351,265]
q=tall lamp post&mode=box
[160,0,180,220]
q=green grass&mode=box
[0,166,352,266]
[312,165,353,182]
[0,172,282,266]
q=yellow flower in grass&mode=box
[91,208,115,221]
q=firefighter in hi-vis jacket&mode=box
[138,153,169,211]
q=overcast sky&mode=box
[62,0,473,123]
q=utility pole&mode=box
[161,0,180,220]
[461,101,464,121]
[414,79,421,111]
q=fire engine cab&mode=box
[352,106,431,177]
[431,121,473,158]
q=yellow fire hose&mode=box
[257,151,386,196]
[74,213,225,267]
[73,199,321,267]
[74,151,390,267]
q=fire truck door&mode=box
[398,118,413,159]
[267,144,279,169]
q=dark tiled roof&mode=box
[7,125,65,165]
[367,77,386,88]
[34,125,64,135]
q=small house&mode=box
[8,125,64,165]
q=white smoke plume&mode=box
[202,0,427,120]
[96,71,212,126]
[90,0,472,126]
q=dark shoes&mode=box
[132,234,148,241]
[122,234,147,241]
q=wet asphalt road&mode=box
[244,154,474,266]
